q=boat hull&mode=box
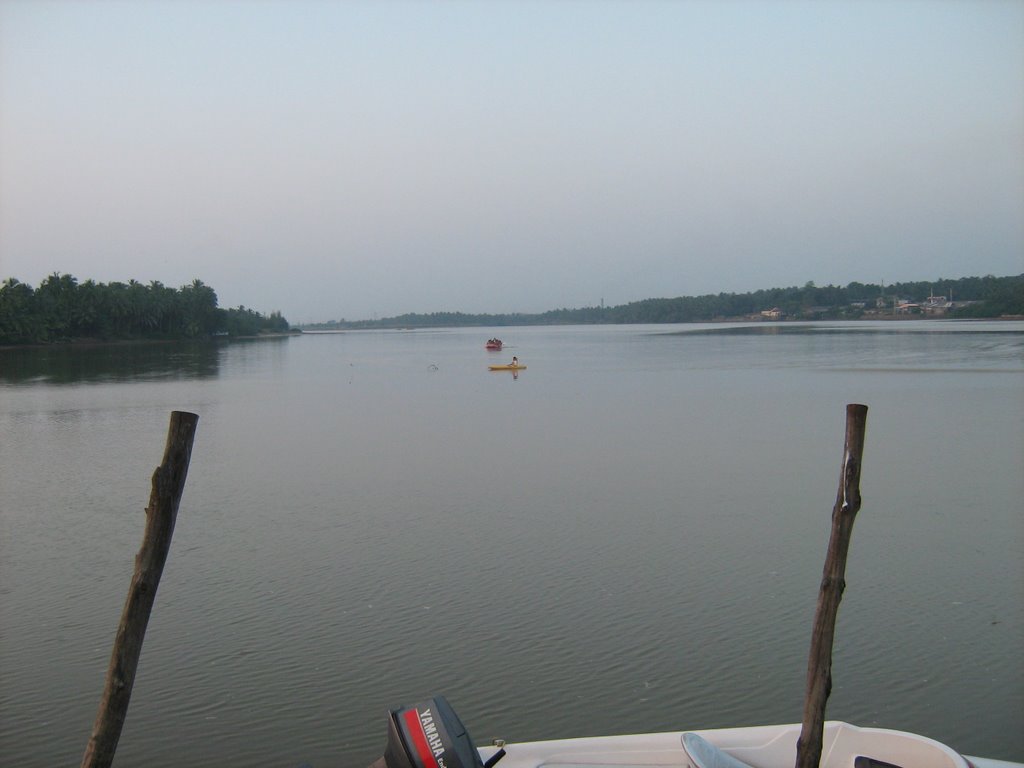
[473,721,1020,768]
[488,365,526,371]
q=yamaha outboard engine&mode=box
[368,696,504,768]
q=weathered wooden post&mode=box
[795,403,868,768]
[81,411,199,768]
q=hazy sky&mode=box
[1,0,1022,322]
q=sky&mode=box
[1,1,1022,323]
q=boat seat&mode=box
[682,733,756,768]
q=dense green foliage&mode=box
[949,276,1024,318]
[0,274,290,345]
[304,274,1023,329]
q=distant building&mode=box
[922,295,953,315]
[760,307,782,320]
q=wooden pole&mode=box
[795,403,868,768]
[81,411,199,768]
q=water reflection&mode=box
[0,340,225,385]
[655,322,1024,372]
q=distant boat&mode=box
[485,338,503,350]
[488,364,525,371]
[371,696,1021,768]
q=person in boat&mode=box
[511,356,519,367]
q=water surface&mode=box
[1,321,1021,765]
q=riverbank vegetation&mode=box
[0,274,291,345]
[305,273,1023,330]
[5,273,1019,343]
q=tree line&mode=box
[304,273,1023,330]
[566,274,1024,325]
[0,274,290,345]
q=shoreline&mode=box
[297,314,1024,331]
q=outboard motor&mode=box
[368,696,505,768]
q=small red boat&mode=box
[485,338,503,350]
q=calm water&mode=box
[1,321,1022,766]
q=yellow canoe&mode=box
[488,364,526,371]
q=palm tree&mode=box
[0,278,43,343]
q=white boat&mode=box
[475,722,1021,768]
[370,697,1022,768]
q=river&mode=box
[1,321,1022,765]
